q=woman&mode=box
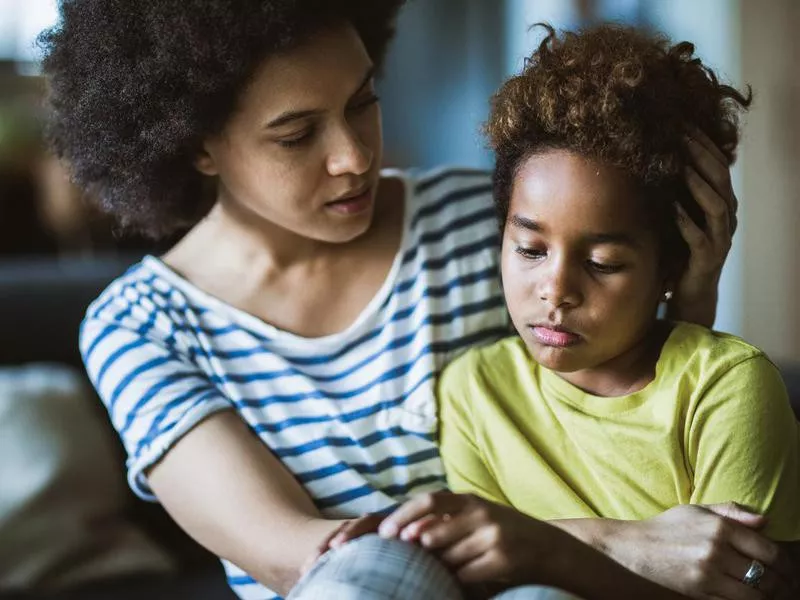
[39,2,770,598]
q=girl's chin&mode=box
[526,343,585,373]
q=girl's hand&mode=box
[671,128,738,327]
[602,503,797,600]
[377,491,556,584]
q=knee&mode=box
[289,534,462,600]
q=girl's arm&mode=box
[552,505,797,599]
[668,129,738,328]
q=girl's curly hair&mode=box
[485,23,751,276]
[39,0,405,238]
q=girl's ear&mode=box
[662,278,675,303]
[194,144,219,176]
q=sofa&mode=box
[0,253,798,599]
[0,254,236,600]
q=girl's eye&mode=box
[588,260,624,274]
[515,246,545,260]
[348,94,380,112]
[276,129,314,148]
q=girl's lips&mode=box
[529,326,582,348]
[325,189,372,215]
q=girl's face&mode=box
[501,150,667,386]
[196,23,383,244]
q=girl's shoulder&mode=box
[664,322,768,368]
[659,322,780,397]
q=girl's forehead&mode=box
[513,152,646,220]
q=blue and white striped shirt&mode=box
[80,167,509,600]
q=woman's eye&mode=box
[348,94,380,112]
[515,246,545,260]
[276,129,314,148]
[588,260,624,274]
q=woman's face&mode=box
[501,150,666,382]
[197,24,383,244]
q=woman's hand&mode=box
[595,503,797,600]
[671,129,738,327]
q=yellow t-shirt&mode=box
[438,322,800,540]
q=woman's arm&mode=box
[81,312,345,596]
[148,410,344,596]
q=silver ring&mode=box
[742,559,765,588]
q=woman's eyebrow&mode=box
[265,65,375,130]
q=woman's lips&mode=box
[529,326,582,348]
[325,189,372,215]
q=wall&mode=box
[739,0,800,361]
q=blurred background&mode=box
[1,0,797,358]
[0,1,798,598]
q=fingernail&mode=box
[400,528,413,542]
[420,533,432,547]
[379,522,398,538]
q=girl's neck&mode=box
[555,320,673,398]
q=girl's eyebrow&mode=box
[265,65,375,130]
[509,214,640,247]
[584,232,640,247]
[508,214,542,232]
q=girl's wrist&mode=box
[669,283,719,327]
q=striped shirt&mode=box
[80,167,509,600]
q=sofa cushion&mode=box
[0,363,174,593]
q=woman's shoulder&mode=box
[391,166,493,223]
[81,255,211,345]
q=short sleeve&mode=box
[80,313,233,501]
[437,353,510,506]
[688,356,800,541]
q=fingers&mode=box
[685,131,738,234]
[685,165,731,249]
[398,514,438,543]
[416,513,476,551]
[727,527,787,581]
[379,491,465,538]
[721,553,787,599]
[704,502,767,529]
[329,514,383,548]
[687,127,730,169]
[675,200,711,257]
[705,575,764,600]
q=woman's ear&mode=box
[194,144,219,176]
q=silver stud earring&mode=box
[663,290,673,302]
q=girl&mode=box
[41,4,770,599]
[374,24,800,600]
